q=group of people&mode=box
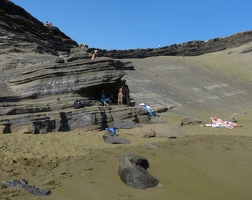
[44,21,53,27]
[99,85,130,107]
[79,43,88,48]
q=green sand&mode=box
[1,109,252,200]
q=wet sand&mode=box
[1,109,252,200]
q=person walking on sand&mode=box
[118,86,123,106]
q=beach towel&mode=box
[139,103,155,117]
[202,117,241,129]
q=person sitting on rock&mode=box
[79,43,84,48]
[44,21,52,27]
[92,50,98,60]
[79,43,88,48]
[44,21,49,26]
[109,94,117,104]
[99,89,110,106]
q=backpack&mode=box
[74,99,84,109]
[106,127,117,136]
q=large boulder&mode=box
[180,116,205,126]
[117,153,159,189]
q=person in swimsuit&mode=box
[118,86,123,106]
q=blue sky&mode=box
[11,0,252,50]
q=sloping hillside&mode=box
[123,42,252,118]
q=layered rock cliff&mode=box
[0,0,77,54]
[0,0,150,133]
[101,31,252,58]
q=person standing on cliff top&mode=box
[118,86,123,106]
[92,50,98,60]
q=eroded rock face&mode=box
[0,2,136,133]
[117,153,159,189]
[0,0,77,55]
[7,57,122,98]
[97,32,252,58]
[103,132,131,144]
[0,49,131,133]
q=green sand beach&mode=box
[1,2,252,199]
[1,109,252,200]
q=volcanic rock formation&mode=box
[0,0,151,133]
[118,153,159,189]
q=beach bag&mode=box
[74,99,84,109]
[106,127,117,136]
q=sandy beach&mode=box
[1,107,252,200]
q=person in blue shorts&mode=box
[99,89,110,106]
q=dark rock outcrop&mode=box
[0,0,77,55]
[180,116,205,126]
[100,31,252,58]
[103,132,131,144]
[114,120,135,129]
[2,179,51,196]
[117,153,159,189]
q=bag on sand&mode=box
[74,99,84,109]
[106,127,117,136]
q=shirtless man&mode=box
[124,85,130,106]
[118,86,123,106]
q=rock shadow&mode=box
[58,112,70,132]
